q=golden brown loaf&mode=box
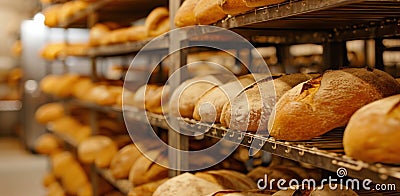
[77,136,118,168]
[35,103,65,124]
[110,144,142,179]
[126,26,148,42]
[47,181,65,196]
[193,74,267,123]
[58,1,88,25]
[221,73,316,132]
[34,133,63,155]
[195,170,257,191]
[343,94,400,164]
[194,0,227,25]
[153,173,224,196]
[128,178,168,196]
[243,0,287,7]
[43,4,62,27]
[170,75,228,118]
[89,23,112,46]
[145,7,170,37]
[133,84,169,114]
[218,0,253,16]
[269,68,400,141]
[174,0,198,27]
[129,150,169,186]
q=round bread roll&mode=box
[221,73,317,132]
[247,166,301,190]
[40,75,59,94]
[72,125,92,144]
[52,74,80,97]
[110,144,142,179]
[34,133,63,155]
[243,0,287,8]
[194,0,227,25]
[218,0,253,16]
[49,116,82,135]
[133,84,169,114]
[35,103,65,124]
[43,5,62,27]
[129,150,168,186]
[89,23,111,46]
[40,43,66,60]
[193,74,268,123]
[153,173,223,196]
[145,7,170,37]
[77,136,118,168]
[60,161,89,195]
[174,0,198,27]
[269,68,400,141]
[343,94,400,164]
[72,77,95,101]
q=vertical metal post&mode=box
[276,45,293,73]
[322,41,348,70]
[374,38,385,70]
[168,0,189,177]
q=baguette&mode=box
[343,94,400,164]
[174,0,198,27]
[110,144,141,179]
[269,68,400,141]
[194,0,227,25]
[218,0,253,16]
[145,7,170,37]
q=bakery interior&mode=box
[1,0,400,195]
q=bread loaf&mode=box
[47,181,66,196]
[110,144,142,179]
[77,136,118,168]
[60,161,89,195]
[269,68,400,141]
[51,151,75,178]
[194,0,227,25]
[221,73,317,132]
[35,103,65,124]
[218,0,253,16]
[195,170,257,191]
[129,150,168,186]
[128,178,168,196]
[308,184,358,196]
[193,74,268,123]
[42,173,56,188]
[343,94,400,164]
[153,173,224,196]
[145,7,170,37]
[174,0,198,27]
[34,133,63,155]
[243,0,286,8]
[126,26,148,41]
[43,5,62,27]
[72,77,95,101]
[170,75,230,118]
[133,84,169,114]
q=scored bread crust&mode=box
[343,94,400,164]
[218,0,253,16]
[174,0,198,27]
[269,68,400,141]
[194,0,227,25]
[221,73,317,132]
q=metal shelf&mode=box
[215,0,400,43]
[0,100,22,112]
[56,0,168,28]
[95,168,132,194]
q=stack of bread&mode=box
[40,43,90,60]
[89,7,170,46]
[174,0,287,26]
[39,74,130,107]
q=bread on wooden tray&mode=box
[343,94,400,164]
[268,68,400,141]
[243,0,287,8]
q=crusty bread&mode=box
[243,0,286,8]
[193,74,267,123]
[129,151,168,186]
[110,144,142,179]
[153,173,223,196]
[194,0,227,25]
[308,184,358,196]
[344,94,400,164]
[51,151,75,178]
[133,84,169,114]
[35,103,65,124]
[77,136,118,168]
[43,5,62,27]
[170,75,230,118]
[221,73,317,132]
[269,68,400,141]
[218,0,253,16]
[34,133,63,155]
[128,178,168,196]
[174,0,198,27]
[126,26,148,41]
[145,7,170,37]
[196,170,258,191]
